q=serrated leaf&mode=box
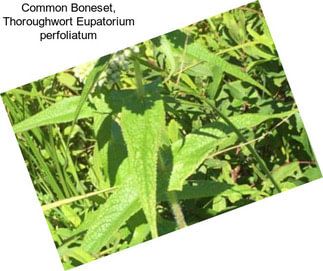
[185,43,271,95]
[184,62,213,77]
[82,162,141,253]
[229,110,297,129]
[13,96,93,133]
[168,110,297,191]
[120,93,165,238]
[168,132,237,192]
[82,167,232,254]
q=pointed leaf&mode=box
[82,161,141,253]
[168,110,297,191]
[185,43,271,95]
[82,166,234,254]
[13,96,93,133]
[120,94,165,238]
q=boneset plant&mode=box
[2,2,321,269]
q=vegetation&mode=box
[1,2,321,270]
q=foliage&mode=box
[1,2,321,270]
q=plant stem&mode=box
[133,59,144,99]
[64,56,110,169]
[203,99,282,193]
[158,152,187,228]
[168,191,187,229]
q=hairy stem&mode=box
[158,152,187,228]
[168,191,187,229]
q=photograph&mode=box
[1,1,321,269]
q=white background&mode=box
[0,0,323,270]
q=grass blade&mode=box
[42,187,117,212]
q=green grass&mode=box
[1,2,321,270]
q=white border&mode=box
[0,0,322,270]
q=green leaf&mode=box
[280,180,305,191]
[168,132,237,192]
[129,224,150,247]
[184,62,213,77]
[246,23,274,50]
[167,119,181,143]
[221,185,257,203]
[120,93,165,238]
[64,247,95,264]
[159,35,176,80]
[82,161,141,253]
[303,167,322,181]
[61,205,81,228]
[82,91,166,254]
[13,96,93,133]
[225,80,251,101]
[168,110,297,191]
[271,162,301,186]
[5,88,57,101]
[207,65,223,99]
[80,174,232,255]
[185,43,271,95]
[67,55,110,145]
[107,120,128,186]
[223,11,246,44]
[57,72,79,91]
[213,196,227,213]
[172,180,232,200]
